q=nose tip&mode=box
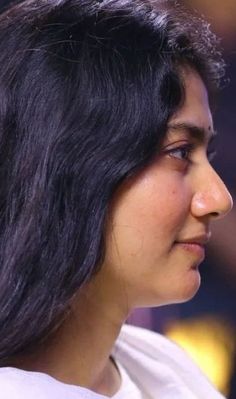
[211,187,233,220]
[191,170,233,220]
[220,188,233,218]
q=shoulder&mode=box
[117,323,192,361]
[0,367,48,399]
[0,367,104,399]
[116,323,206,373]
[115,323,194,375]
[114,324,226,399]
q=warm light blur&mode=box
[166,317,235,396]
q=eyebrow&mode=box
[167,122,217,143]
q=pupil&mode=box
[182,149,187,158]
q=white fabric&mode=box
[113,324,226,399]
[0,324,226,399]
[112,360,143,398]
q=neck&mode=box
[10,274,131,396]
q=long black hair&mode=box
[0,0,225,363]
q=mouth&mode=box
[174,233,211,262]
[174,242,205,259]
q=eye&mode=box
[207,145,217,163]
[164,144,194,161]
[207,135,217,163]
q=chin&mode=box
[171,271,201,304]
[135,270,201,308]
[158,271,201,306]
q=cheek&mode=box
[130,180,190,236]
[108,175,190,260]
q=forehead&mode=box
[168,68,214,142]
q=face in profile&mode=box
[94,68,233,310]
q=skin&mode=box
[13,68,232,396]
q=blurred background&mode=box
[0,0,235,397]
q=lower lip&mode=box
[175,242,205,259]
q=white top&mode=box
[112,361,144,398]
[0,324,226,399]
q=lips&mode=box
[175,241,205,258]
[176,233,211,246]
[174,233,211,260]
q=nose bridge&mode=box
[192,162,233,219]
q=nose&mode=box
[191,164,233,220]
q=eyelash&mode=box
[165,144,194,161]
[164,144,217,163]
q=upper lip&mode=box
[176,233,211,246]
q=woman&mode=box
[0,0,232,398]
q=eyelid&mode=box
[161,139,189,151]
[161,141,217,164]
[161,141,194,154]
[206,136,217,162]
[162,143,194,162]
[207,148,217,162]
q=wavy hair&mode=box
[0,0,224,362]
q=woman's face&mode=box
[100,69,233,308]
